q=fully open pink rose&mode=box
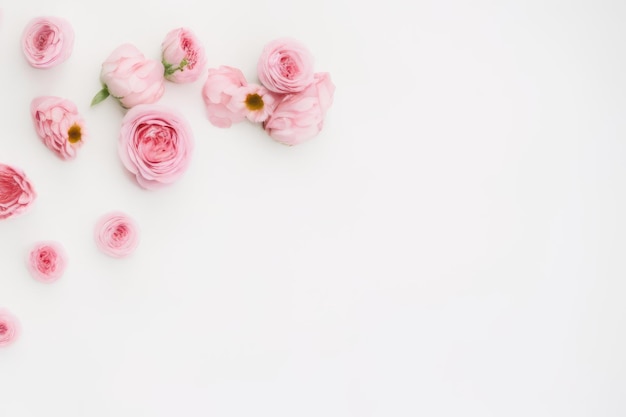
[264,72,335,145]
[27,241,67,283]
[119,105,194,189]
[93,44,165,109]
[257,38,315,94]
[202,66,248,128]
[0,163,36,220]
[162,28,207,83]
[94,212,140,258]
[21,16,74,69]
[31,96,86,160]
[228,84,277,124]
[0,309,20,347]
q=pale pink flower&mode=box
[201,66,248,128]
[94,212,139,258]
[27,241,67,283]
[93,44,165,109]
[228,84,277,124]
[31,96,86,160]
[162,28,207,83]
[0,163,36,220]
[21,16,74,68]
[0,309,20,347]
[257,38,315,94]
[264,72,335,146]
[119,105,194,189]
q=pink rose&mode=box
[27,241,67,283]
[31,96,86,160]
[201,66,248,128]
[257,38,315,94]
[119,105,194,189]
[94,212,140,258]
[264,72,335,145]
[21,16,74,69]
[228,84,277,124]
[92,44,165,109]
[0,309,20,347]
[0,163,36,220]
[162,28,207,83]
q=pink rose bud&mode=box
[21,16,74,69]
[0,163,36,220]
[94,212,140,258]
[0,309,20,347]
[92,44,165,109]
[228,83,277,124]
[264,72,335,146]
[27,241,67,283]
[257,38,315,94]
[201,66,248,128]
[31,96,86,160]
[162,28,207,83]
[119,105,194,189]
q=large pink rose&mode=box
[0,163,36,220]
[31,96,86,160]
[257,38,315,94]
[201,66,248,128]
[264,72,335,145]
[21,16,74,69]
[162,28,207,83]
[92,44,165,109]
[27,241,67,283]
[94,212,139,258]
[0,309,20,347]
[119,105,194,189]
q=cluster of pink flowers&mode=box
[1,14,334,348]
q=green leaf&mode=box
[91,86,110,106]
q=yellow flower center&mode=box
[68,124,82,144]
[245,93,264,111]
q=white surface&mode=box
[1,0,626,415]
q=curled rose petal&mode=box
[0,163,36,220]
[21,16,74,69]
[0,309,20,347]
[31,96,86,160]
[162,28,207,83]
[119,104,194,189]
[27,241,67,283]
[94,212,139,258]
[257,38,315,94]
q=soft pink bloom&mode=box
[228,84,277,124]
[31,96,86,160]
[201,66,248,128]
[119,105,194,189]
[94,212,139,258]
[27,241,67,283]
[264,72,335,146]
[97,44,165,109]
[162,28,207,83]
[0,309,20,347]
[21,16,74,69]
[0,163,36,220]
[257,38,315,94]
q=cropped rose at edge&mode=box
[21,16,74,69]
[201,66,248,128]
[92,44,165,109]
[119,104,194,189]
[257,38,315,94]
[162,28,207,83]
[31,96,86,160]
[94,212,140,258]
[0,163,36,220]
[0,309,20,347]
[27,241,67,283]
[264,72,335,146]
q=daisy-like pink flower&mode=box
[228,84,276,124]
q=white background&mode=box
[1,0,625,415]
